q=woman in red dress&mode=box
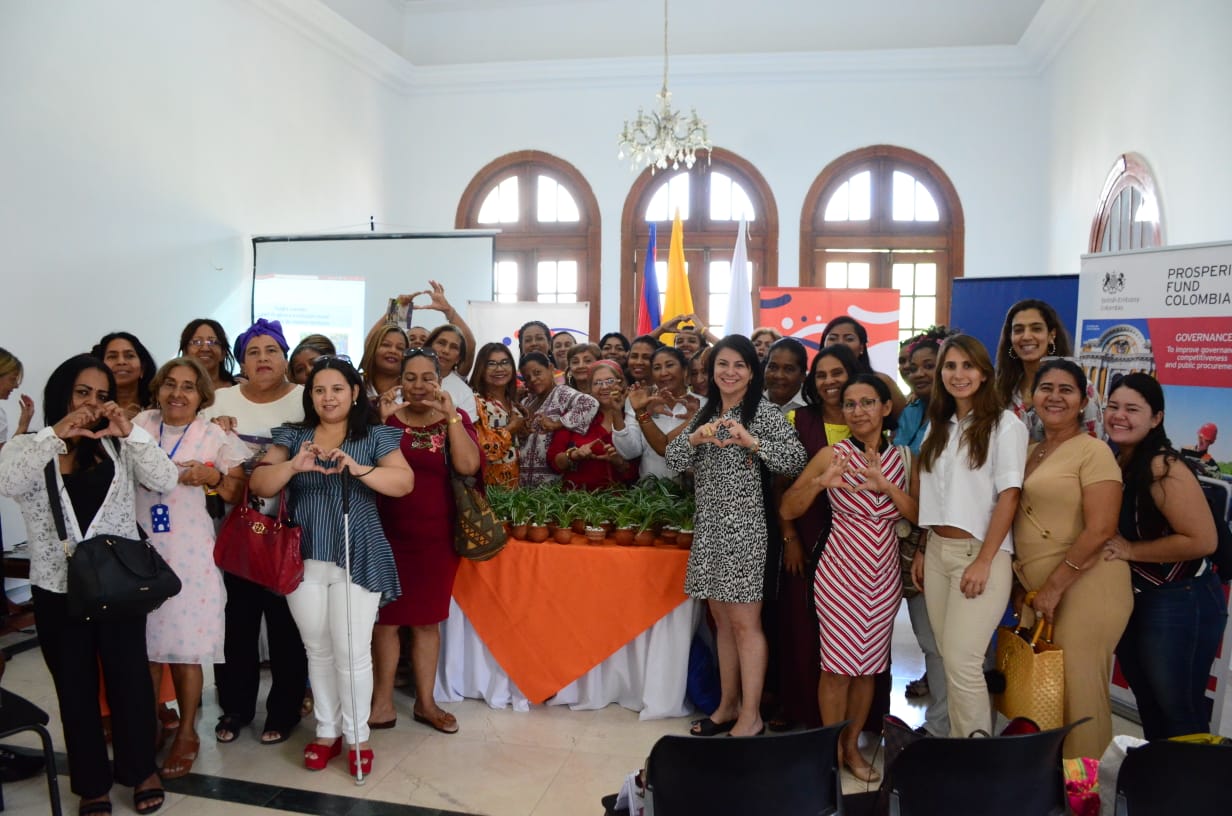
[548,360,637,490]
[371,348,482,734]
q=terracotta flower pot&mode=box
[584,526,606,544]
[613,527,636,546]
[676,530,694,548]
[570,519,587,535]
[527,524,550,543]
[660,526,679,545]
[511,524,529,540]
[553,527,574,545]
[634,530,656,547]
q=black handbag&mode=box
[44,461,182,621]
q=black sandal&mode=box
[78,799,111,816]
[689,717,736,737]
[133,786,164,815]
[214,715,249,744]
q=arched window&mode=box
[456,151,601,338]
[1089,152,1163,253]
[800,145,963,344]
[620,147,778,337]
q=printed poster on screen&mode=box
[1077,240,1232,474]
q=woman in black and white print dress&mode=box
[665,335,806,738]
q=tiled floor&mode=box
[0,603,1148,815]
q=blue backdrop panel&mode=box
[949,275,1080,357]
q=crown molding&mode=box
[252,0,1093,98]
[1018,0,1099,70]
[246,0,416,94]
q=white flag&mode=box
[724,217,754,338]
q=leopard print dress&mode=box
[665,397,806,603]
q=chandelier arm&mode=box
[662,0,669,94]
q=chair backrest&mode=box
[1115,739,1232,815]
[887,721,1079,816]
[646,722,846,816]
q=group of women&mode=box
[679,301,1225,781]
[0,293,1225,812]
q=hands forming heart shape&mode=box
[291,442,356,476]
[691,417,753,449]
[53,403,132,441]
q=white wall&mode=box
[405,62,1047,329]
[0,0,411,541]
[1043,0,1232,274]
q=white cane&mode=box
[341,466,365,785]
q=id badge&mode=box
[150,503,172,533]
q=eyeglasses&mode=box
[404,348,438,359]
[592,377,621,389]
[188,338,220,348]
[485,358,513,369]
[311,354,353,368]
[842,397,881,412]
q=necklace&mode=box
[1034,431,1078,463]
[400,413,446,452]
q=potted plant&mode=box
[506,488,534,540]
[523,486,551,543]
[545,487,576,544]
[611,493,641,546]
[673,493,697,548]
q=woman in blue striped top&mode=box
[250,357,413,777]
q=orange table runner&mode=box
[451,539,690,704]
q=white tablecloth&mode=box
[435,597,701,720]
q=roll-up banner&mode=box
[1077,241,1232,733]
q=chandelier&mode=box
[617,0,711,173]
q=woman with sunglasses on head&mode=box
[467,342,526,489]
[517,352,598,486]
[358,324,408,404]
[427,324,477,423]
[289,335,337,387]
[783,374,917,781]
[1012,359,1127,758]
[820,315,907,420]
[201,318,308,747]
[92,331,159,420]
[1102,373,1224,740]
[614,346,701,483]
[179,319,238,391]
[666,335,806,738]
[133,357,248,779]
[0,354,178,815]
[911,334,1027,741]
[250,356,412,775]
[372,348,480,735]
[994,298,1102,441]
[549,360,636,490]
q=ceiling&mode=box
[339,0,1049,66]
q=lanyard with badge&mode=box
[151,421,188,533]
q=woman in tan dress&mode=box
[1012,358,1129,758]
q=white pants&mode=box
[923,535,1012,739]
[286,559,381,744]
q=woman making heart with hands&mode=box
[614,346,701,482]
[250,356,413,778]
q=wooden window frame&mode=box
[620,147,778,337]
[456,150,602,338]
[799,145,964,327]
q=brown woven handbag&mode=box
[445,435,507,561]
[994,592,1064,730]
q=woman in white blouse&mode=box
[0,354,178,815]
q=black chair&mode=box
[646,722,847,815]
[886,720,1081,816]
[0,687,62,815]
[1115,739,1232,815]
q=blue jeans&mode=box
[1115,568,1228,740]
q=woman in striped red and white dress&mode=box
[783,374,918,782]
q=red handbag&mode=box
[214,485,304,595]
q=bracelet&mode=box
[449,415,461,425]
[210,470,225,488]
[356,465,378,478]
[749,437,762,454]
[1063,558,1082,572]
[637,412,652,424]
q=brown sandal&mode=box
[412,708,459,734]
[160,735,199,779]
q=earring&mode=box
[1049,341,1057,355]
[1007,347,1017,360]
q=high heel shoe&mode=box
[844,760,882,784]
[303,738,343,771]
[347,746,374,777]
